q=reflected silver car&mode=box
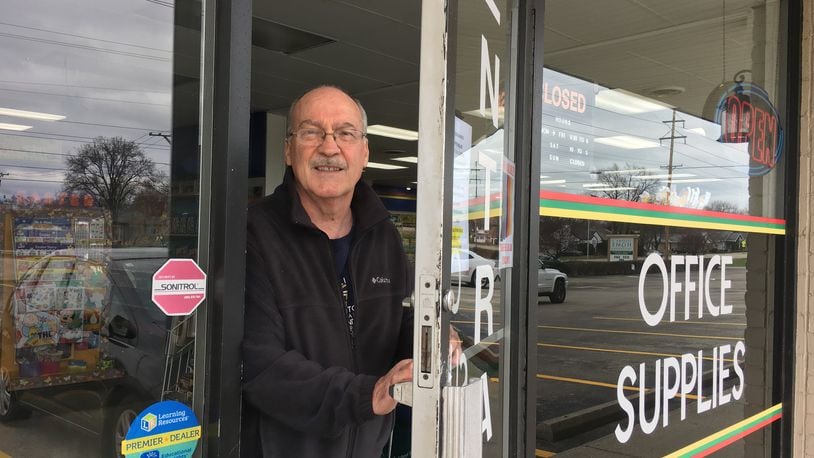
[538,258,568,303]
[450,249,499,287]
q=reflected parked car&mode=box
[538,258,568,303]
[539,254,570,275]
[0,248,186,457]
[451,249,499,287]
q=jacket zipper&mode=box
[330,231,364,458]
[325,234,357,366]
[344,229,370,458]
[325,223,381,458]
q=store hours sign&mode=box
[614,253,745,443]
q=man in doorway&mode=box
[242,85,414,457]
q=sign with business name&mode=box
[151,259,207,316]
[714,82,783,176]
[121,400,201,458]
[609,237,635,261]
[615,254,745,443]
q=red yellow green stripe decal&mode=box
[664,403,782,457]
[541,191,785,235]
[454,194,503,220]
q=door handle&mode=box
[391,381,413,407]
[442,377,483,458]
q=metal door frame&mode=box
[411,0,543,455]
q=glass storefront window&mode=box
[446,0,515,455]
[0,1,200,456]
[536,1,789,456]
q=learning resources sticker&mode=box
[121,400,201,458]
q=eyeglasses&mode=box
[288,127,366,146]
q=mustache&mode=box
[310,158,347,169]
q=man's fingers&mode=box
[392,359,413,382]
[450,345,461,366]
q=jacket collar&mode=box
[280,167,390,234]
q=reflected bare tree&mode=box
[63,136,160,223]
[679,229,712,254]
[591,164,660,202]
[540,217,581,258]
[704,200,745,214]
[591,164,660,235]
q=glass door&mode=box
[0,1,203,457]
[410,0,521,456]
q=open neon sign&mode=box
[715,83,783,176]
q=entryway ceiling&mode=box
[250,0,772,188]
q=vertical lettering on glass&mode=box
[479,35,501,128]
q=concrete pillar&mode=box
[794,1,814,456]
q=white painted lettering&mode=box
[662,357,680,428]
[684,256,698,320]
[481,0,500,24]
[680,353,697,420]
[473,265,494,344]
[697,351,712,413]
[615,341,746,442]
[479,35,500,128]
[712,346,719,408]
[720,255,733,315]
[481,373,493,440]
[705,255,721,316]
[661,357,681,428]
[639,361,660,434]
[615,365,636,443]
[697,256,706,318]
[638,253,669,326]
[670,255,684,322]
[732,341,745,400]
[718,344,732,405]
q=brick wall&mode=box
[794,1,814,455]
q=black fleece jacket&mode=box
[241,169,413,457]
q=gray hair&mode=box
[287,84,368,134]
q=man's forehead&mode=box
[293,89,361,123]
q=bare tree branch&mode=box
[63,136,159,222]
[591,164,660,202]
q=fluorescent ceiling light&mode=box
[595,89,672,115]
[632,173,695,180]
[594,135,660,150]
[393,156,418,163]
[0,122,32,131]
[366,124,418,141]
[589,187,636,191]
[540,175,550,179]
[582,183,610,188]
[540,179,566,184]
[685,127,706,136]
[664,178,723,184]
[365,162,407,170]
[598,168,660,175]
[0,107,65,121]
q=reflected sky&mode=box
[0,0,174,198]
[538,68,764,213]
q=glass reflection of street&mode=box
[449,262,747,455]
